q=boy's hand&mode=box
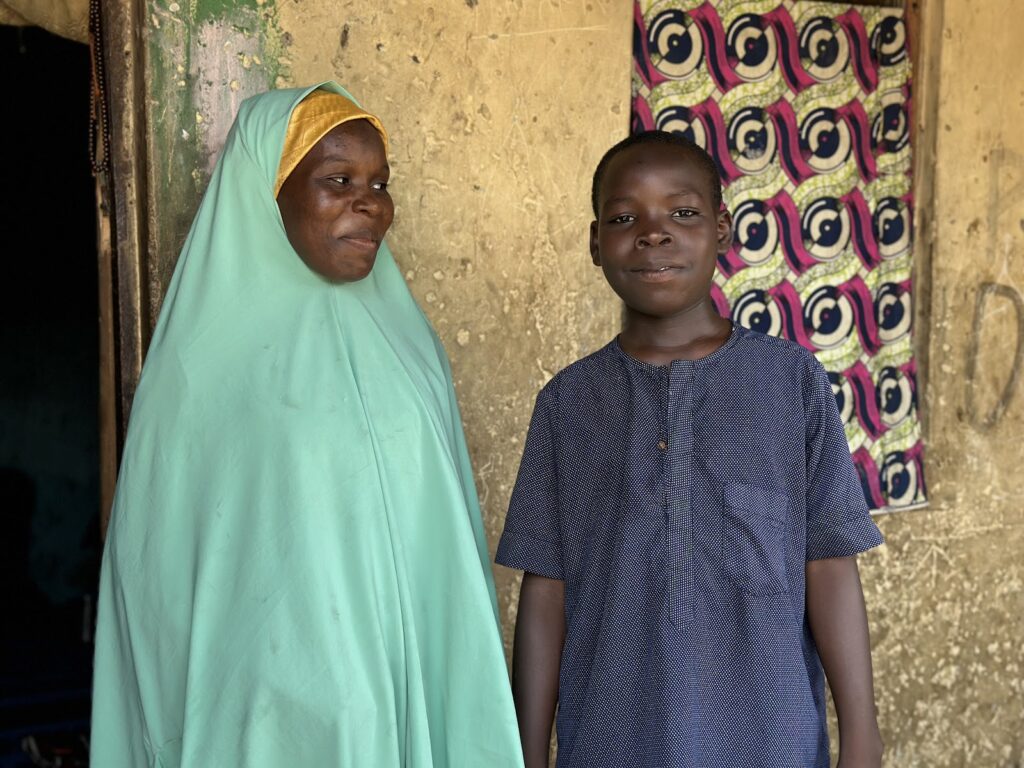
[512,572,566,768]
[837,751,883,767]
[805,556,883,768]
[837,734,884,767]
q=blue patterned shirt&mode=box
[496,324,883,768]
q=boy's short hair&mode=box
[591,130,723,218]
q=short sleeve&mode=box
[803,357,884,561]
[495,385,564,579]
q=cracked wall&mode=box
[863,1,1024,764]
[250,0,631,662]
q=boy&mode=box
[496,131,884,768]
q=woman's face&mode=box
[277,119,394,283]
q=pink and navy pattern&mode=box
[632,0,925,511]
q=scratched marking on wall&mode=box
[964,148,1024,432]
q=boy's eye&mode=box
[672,209,698,218]
[372,181,389,191]
[609,214,635,224]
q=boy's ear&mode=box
[716,210,733,255]
[589,220,600,266]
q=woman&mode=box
[90,82,523,767]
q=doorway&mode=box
[0,23,98,768]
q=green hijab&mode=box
[91,82,523,768]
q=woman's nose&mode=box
[352,187,382,215]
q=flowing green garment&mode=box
[90,83,523,768]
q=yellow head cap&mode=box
[275,89,389,197]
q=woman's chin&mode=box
[305,252,377,283]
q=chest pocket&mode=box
[722,483,790,596]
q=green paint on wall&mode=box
[145,0,285,300]
[191,0,264,26]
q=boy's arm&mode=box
[512,572,566,768]
[806,555,883,768]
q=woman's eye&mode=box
[329,176,350,186]
[673,209,697,218]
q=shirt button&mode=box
[657,439,668,451]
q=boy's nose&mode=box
[637,230,673,248]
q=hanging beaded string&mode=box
[88,0,111,175]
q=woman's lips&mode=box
[340,230,379,251]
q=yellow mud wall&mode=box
[270,0,630,649]
[864,1,1024,764]
[139,0,1021,764]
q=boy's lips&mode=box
[630,264,687,282]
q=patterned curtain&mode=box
[632,0,925,512]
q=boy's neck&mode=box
[619,302,732,366]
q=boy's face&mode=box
[590,144,732,322]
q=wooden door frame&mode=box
[907,0,943,442]
[97,0,152,534]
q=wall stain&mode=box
[964,282,1024,431]
[146,0,284,301]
